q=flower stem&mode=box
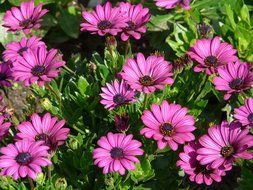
[63,65,75,75]
[143,94,149,110]
[28,178,35,190]
[45,84,62,106]
[125,39,131,57]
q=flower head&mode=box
[0,140,51,180]
[140,100,195,150]
[93,132,143,175]
[81,2,127,36]
[234,98,253,127]
[0,116,11,141]
[12,46,65,87]
[213,61,253,100]
[0,62,13,87]
[100,80,135,110]
[119,2,151,41]
[154,0,191,10]
[120,53,174,94]
[3,0,48,34]
[3,36,46,62]
[16,113,70,150]
[188,37,238,75]
[197,121,253,171]
[177,142,226,185]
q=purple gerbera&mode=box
[16,113,70,150]
[197,121,253,171]
[188,37,238,75]
[0,116,12,141]
[3,36,46,62]
[3,0,48,34]
[93,132,143,175]
[234,98,253,127]
[119,2,151,41]
[12,46,65,87]
[213,61,253,100]
[0,139,51,180]
[177,142,226,185]
[100,80,135,110]
[120,53,174,94]
[154,0,191,10]
[81,2,127,36]
[0,62,13,87]
[140,100,195,150]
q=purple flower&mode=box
[115,114,130,132]
[213,61,253,100]
[140,100,195,151]
[0,116,11,141]
[3,0,48,34]
[0,62,13,87]
[177,142,226,185]
[81,2,127,36]
[12,46,65,87]
[119,2,151,41]
[154,0,191,10]
[0,140,51,180]
[197,121,253,171]
[234,97,253,127]
[3,36,46,62]
[100,80,135,110]
[16,113,70,150]
[120,53,174,94]
[188,37,238,75]
[93,132,143,175]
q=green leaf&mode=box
[8,0,54,6]
[59,7,80,39]
[77,76,89,95]
[225,4,237,29]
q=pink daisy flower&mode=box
[234,98,253,127]
[93,132,143,175]
[0,62,13,87]
[188,37,238,75]
[197,121,253,171]
[100,80,135,110]
[3,36,46,62]
[80,2,127,36]
[120,53,174,94]
[0,139,51,180]
[16,113,70,150]
[140,100,195,151]
[213,61,253,100]
[154,0,191,10]
[119,2,151,41]
[12,46,65,87]
[3,0,48,35]
[177,142,226,185]
[0,116,12,141]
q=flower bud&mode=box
[114,114,130,132]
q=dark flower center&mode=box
[35,133,53,147]
[18,47,28,55]
[110,147,124,159]
[20,19,33,27]
[139,75,154,86]
[125,21,136,30]
[97,20,112,30]
[229,78,244,90]
[160,123,174,136]
[221,146,234,157]
[0,73,7,81]
[32,65,46,76]
[204,56,218,66]
[15,152,32,165]
[247,113,253,123]
[113,94,126,105]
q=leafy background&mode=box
[0,0,253,189]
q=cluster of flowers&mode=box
[88,1,253,186]
[0,1,70,180]
[2,0,65,87]
[81,2,151,41]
